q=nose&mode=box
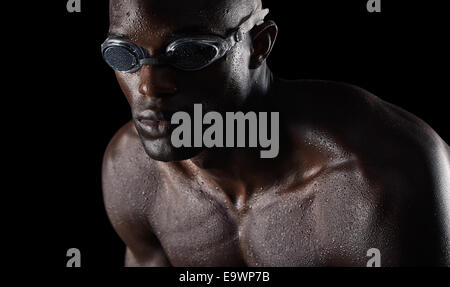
[138,65,177,98]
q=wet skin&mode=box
[102,0,450,266]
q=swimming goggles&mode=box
[101,8,269,72]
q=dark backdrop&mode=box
[39,0,448,267]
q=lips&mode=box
[135,110,172,139]
[139,119,169,127]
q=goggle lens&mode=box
[168,42,220,71]
[103,46,139,72]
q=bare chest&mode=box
[147,167,379,267]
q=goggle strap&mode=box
[225,8,269,51]
[238,8,269,35]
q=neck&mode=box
[244,63,274,110]
[178,67,291,188]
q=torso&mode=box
[147,158,391,267]
[105,80,449,266]
[129,124,400,266]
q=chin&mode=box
[140,136,203,162]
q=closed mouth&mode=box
[138,118,170,127]
[135,111,172,138]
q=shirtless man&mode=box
[101,0,450,266]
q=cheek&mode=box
[220,46,252,103]
[194,47,251,100]
[114,71,141,105]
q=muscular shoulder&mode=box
[280,79,448,161]
[102,121,162,223]
[103,121,155,186]
[279,80,449,264]
[307,81,450,265]
[277,79,381,122]
[304,80,449,193]
[103,121,148,172]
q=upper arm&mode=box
[395,135,450,266]
[429,138,450,265]
[102,122,171,267]
[370,102,450,265]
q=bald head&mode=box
[109,0,263,40]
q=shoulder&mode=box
[101,122,172,263]
[275,79,380,118]
[102,121,149,188]
[103,120,144,168]
[102,120,161,183]
[327,83,450,265]
[277,80,450,264]
[305,80,450,198]
[278,79,448,164]
[102,121,163,222]
[360,88,450,265]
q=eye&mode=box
[168,42,219,70]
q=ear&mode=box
[249,20,278,69]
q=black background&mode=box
[33,0,448,268]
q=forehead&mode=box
[109,0,254,41]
